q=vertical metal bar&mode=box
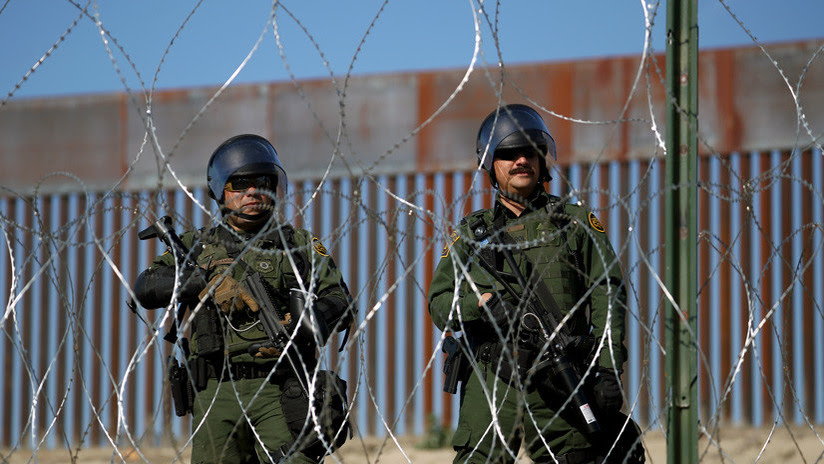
[337,177,354,391]
[376,175,389,436]
[47,194,61,448]
[0,197,7,447]
[729,154,743,423]
[648,161,662,425]
[431,173,445,427]
[352,177,367,434]
[727,153,746,424]
[790,152,804,424]
[11,197,25,446]
[814,149,824,424]
[30,196,42,448]
[394,174,409,435]
[99,195,114,437]
[665,0,698,462]
[414,173,427,435]
[627,161,642,419]
[748,153,763,426]
[118,194,132,440]
[708,156,720,417]
[769,151,784,422]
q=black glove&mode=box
[592,366,624,412]
[179,266,208,303]
[479,293,520,335]
[288,289,330,345]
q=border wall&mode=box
[0,40,822,447]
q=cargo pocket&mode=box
[451,423,471,450]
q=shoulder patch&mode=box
[311,237,329,256]
[441,230,460,258]
[588,212,606,233]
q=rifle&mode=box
[137,215,199,416]
[469,217,601,436]
[244,272,292,356]
[137,216,196,344]
[244,273,330,359]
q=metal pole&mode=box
[665,0,698,463]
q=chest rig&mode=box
[189,224,311,356]
[463,195,584,292]
[200,224,309,288]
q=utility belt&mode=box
[441,336,540,394]
[474,340,540,386]
[209,360,284,382]
[168,355,297,417]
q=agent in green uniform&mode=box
[134,134,354,464]
[429,105,641,463]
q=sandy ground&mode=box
[2,425,823,463]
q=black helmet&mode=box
[206,134,288,201]
[476,104,556,184]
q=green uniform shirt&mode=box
[428,190,627,369]
[149,220,350,364]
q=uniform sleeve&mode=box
[145,230,198,269]
[133,230,198,309]
[572,207,628,370]
[294,229,354,332]
[427,227,497,331]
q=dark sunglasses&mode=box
[494,147,544,161]
[224,175,277,192]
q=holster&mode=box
[191,304,224,356]
[442,335,470,394]
[168,357,194,417]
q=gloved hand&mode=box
[253,345,281,359]
[478,293,519,335]
[288,288,330,344]
[199,275,260,313]
[179,266,208,303]
[592,366,624,412]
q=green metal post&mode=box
[665,0,698,463]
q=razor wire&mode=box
[1,1,824,463]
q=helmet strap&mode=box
[487,170,498,189]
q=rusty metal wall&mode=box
[0,41,821,194]
[2,149,824,449]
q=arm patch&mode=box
[441,230,460,258]
[312,237,330,256]
[588,212,606,233]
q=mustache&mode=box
[509,166,534,175]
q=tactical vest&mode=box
[189,224,311,363]
[460,195,590,342]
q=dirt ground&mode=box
[2,425,823,463]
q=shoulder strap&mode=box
[546,202,585,286]
[164,231,206,349]
[279,226,310,284]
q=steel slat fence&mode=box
[1,150,823,448]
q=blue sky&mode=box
[1,1,823,100]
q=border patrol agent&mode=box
[428,105,641,463]
[134,134,354,463]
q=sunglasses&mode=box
[224,175,277,192]
[494,147,544,161]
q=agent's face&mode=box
[222,175,276,231]
[492,148,541,201]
